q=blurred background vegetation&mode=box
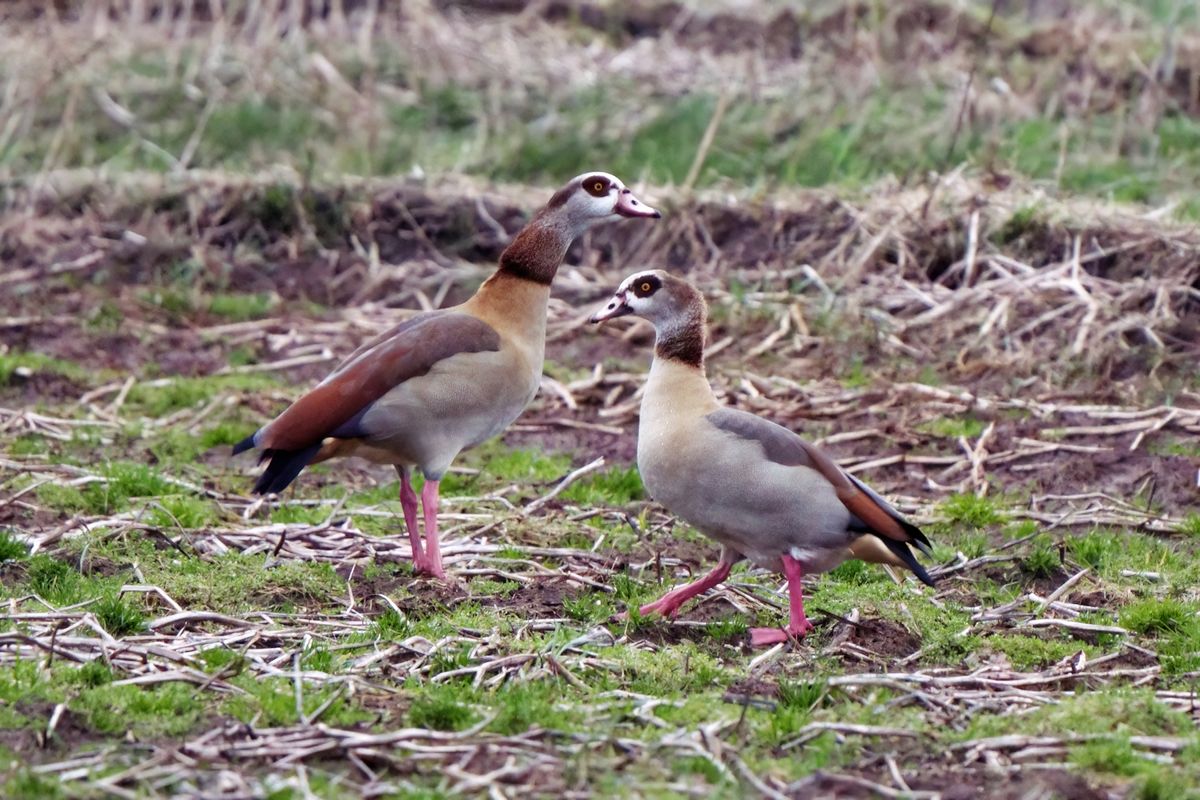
[2,0,1198,217]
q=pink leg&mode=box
[634,559,733,619]
[396,467,425,567]
[750,554,815,647]
[416,478,446,579]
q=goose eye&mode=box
[593,181,605,193]
[640,282,652,293]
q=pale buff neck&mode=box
[460,209,575,343]
[463,271,551,342]
[640,357,719,426]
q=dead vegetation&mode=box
[3,169,1199,385]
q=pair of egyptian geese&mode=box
[235,172,935,647]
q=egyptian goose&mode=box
[590,271,934,645]
[235,173,660,578]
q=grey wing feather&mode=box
[704,408,815,468]
[333,310,448,371]
[256,311,500,451]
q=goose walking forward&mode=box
[590,271,934,645]
[235,174,660,578]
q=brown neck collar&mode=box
[655,307,706,369]
[496,214,572,286]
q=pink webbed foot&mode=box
[748,617,815,647]
[748,553,815,647]
[613,596,683,622]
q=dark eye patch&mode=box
[583,175,610,197]
[632,274,661,298]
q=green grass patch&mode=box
[65,661,115,688]
[1022,537,1061,578]
[77,682,204,737]
[208,292,279,321]
[408,683,479,731]
[269,504,329,525]
[0,530,27,562]
[198,647,246,674]
[126,374,281,418]
[71,533,342,613]
[3,770,66,800]
[27,555,84,605]
[371,607,413,640]
[94,594,147,636]
[825,558,887,586]
[9,435,49,457]
[562,592,615,623]
[561,465,644,506]
[481,448,572,484]
[147,495,219,529]
[938,493,1006,528]
[225,676,369,728]
[1120,598,1195,636]
[1176,513,1200,537]
[0,352,89,387]
[918,416,986,439]
[37,461,174,516]
[982,633,1096,670]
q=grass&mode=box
[0,531,27,562]
[4,446,1200,795]
[1022,537,1061,578]
[408,684,478,731]
[919,415,987,439]
[36,461,174,516]
[938,493,1007,528]
[0,353,89,389]
[93,594,147,636]
[1176,513,1200,537]
[561,465,644,506]
[208,292,279,321]
[125,375,283,418]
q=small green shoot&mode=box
[94,594,147,636]
[939,493,1005,527]
[0,531,27,562]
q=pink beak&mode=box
[589,292,634,323]
[614,188,661,219]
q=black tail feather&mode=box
[899,519,934,557]
[252,444,322,495]
[879,535,936,587]
[232,434,258,457]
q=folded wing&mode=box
[235,311,501,493]
[704,407,934,585]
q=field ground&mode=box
[2,1,1200,799]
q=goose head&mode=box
[548,172,660,236]
[589,269,704,327]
